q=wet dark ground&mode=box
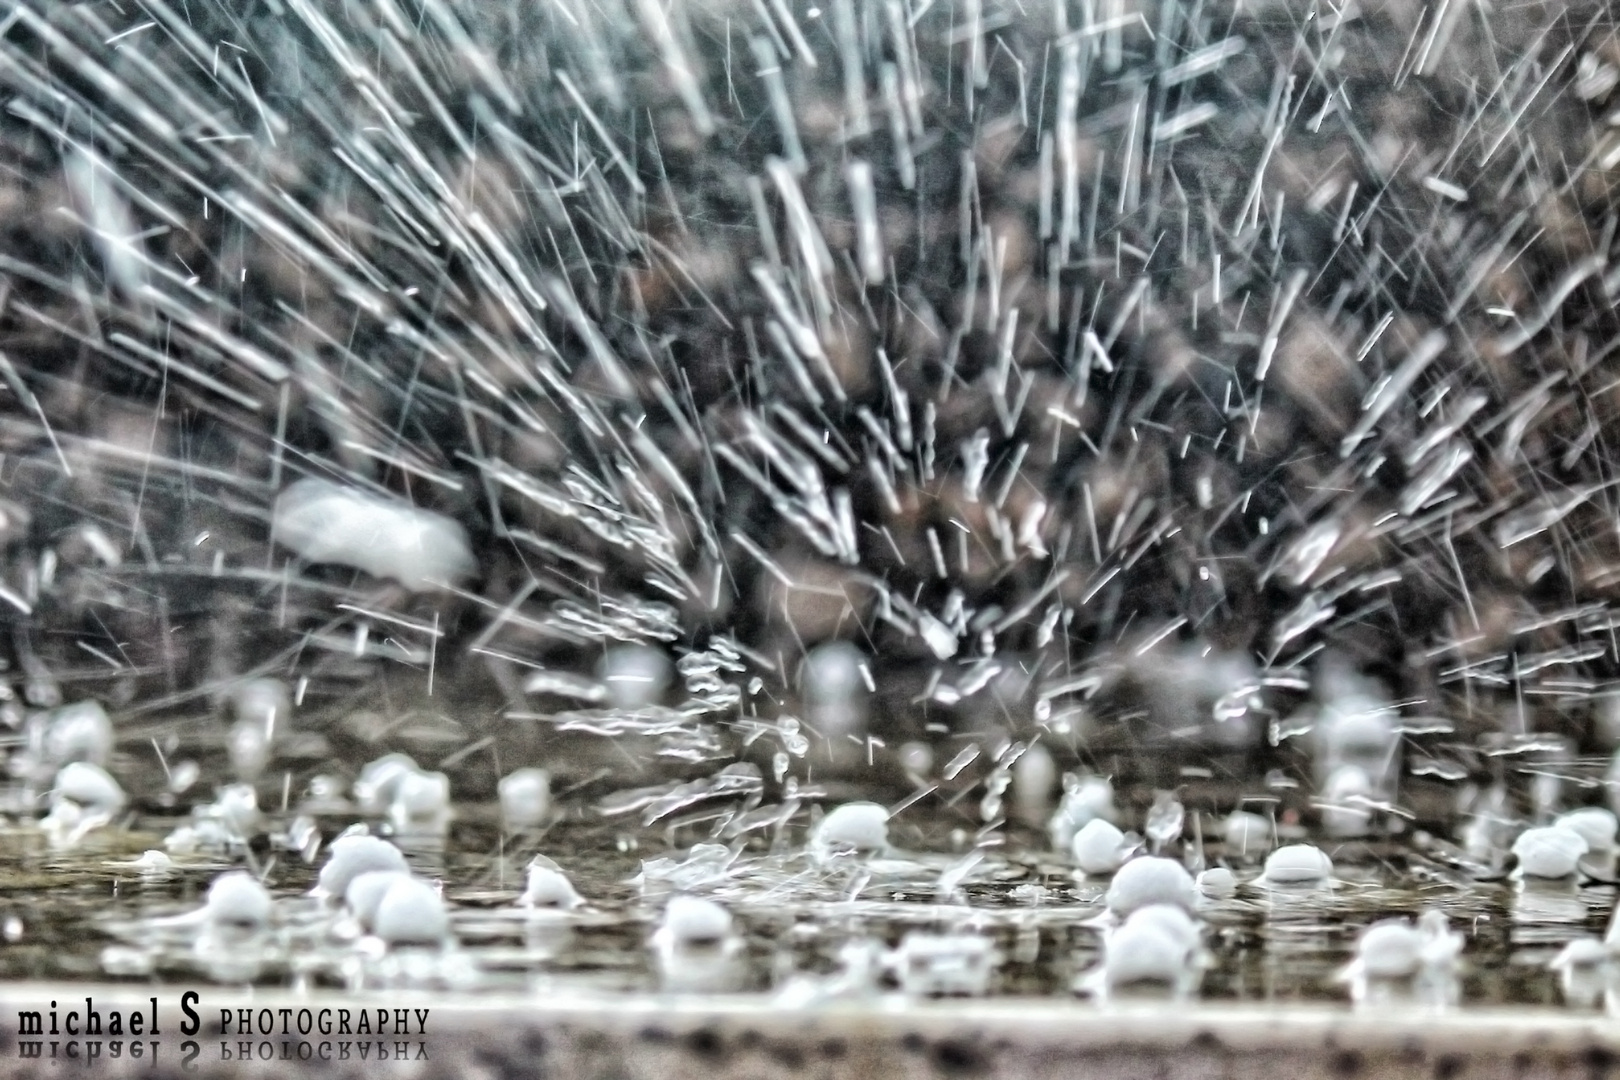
[0,809,1610,1010]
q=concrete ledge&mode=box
[0,985,1613,1079]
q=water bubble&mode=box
[1554,807,1616,855]
[1094,904,1204,995]
[1510,826,1587,880]
[43,761,125,848]
[354,753,422,816]
[1010,743,1057,825]
[655,894,733,948]
[1320,764,1376,838]
[1262,844,1334,886]
[650,895,744,992]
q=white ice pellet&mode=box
[204,872,273,930]
[227,719,272,782]
[1071,818,1131,876]
[233,678,291,727]
[811,801,889,858]
[228,679,288,781]
[316,835,408,898]
[389,768,451,832]
[1555,808,1618,854]
[345,869,413,931]
[498,768,552,829]
[801,641,866,705]
[372,877,450,945]
[1048,776,1117,851]
[211,783,262,836]
[1222,810,1274,859]
[1320,764,1376,838]
[1125,904,1201,951]
[1263,844,1334,885]
[1103,906,1202,989]
[353,753,420,815]
[271,477,475,591]
[44,701,113,766]
[520,857,583,910]
[51,761,125,814]
[1511,826,1588,880]
[1010,743,1057,825]
[1349,919,1426,979]
[1196,867,1237,899]
[1105,857,1198,917]
[598,645,674,709]
[654,895,733,948]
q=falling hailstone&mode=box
[42,762,125,849]
[271,478,476,591]
[519,856,584,911]
[810,801,890,861]
[499,768,553,830]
